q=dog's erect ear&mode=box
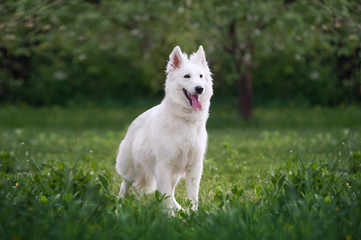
[167,46,184,72]
[192,45,207,67]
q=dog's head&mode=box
[165,46,213,111]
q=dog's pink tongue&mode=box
[190,94,202,111]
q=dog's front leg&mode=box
[186,160,203,211]
[155,163,182,211]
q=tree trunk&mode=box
[354,47,361,102]
[237,42,253,121]
[226,21,254,120]
[0,47,9,101]
[238,52,253,120]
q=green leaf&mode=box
[39,195,48,203]
[256,185,262,197]
[154,190,169,202]
[324,195,331,203]
[98,174,109,190]
[57,162,64,170]
[278,174,286,189]
[91,160,98,170]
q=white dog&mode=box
[115,46,213,211]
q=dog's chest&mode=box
[167,119,203,144]
[169,132,201,169]
[154,118,205,165]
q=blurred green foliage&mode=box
[0,0,360,105]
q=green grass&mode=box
[1,103,361,239]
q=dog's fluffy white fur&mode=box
[115,46,213,211]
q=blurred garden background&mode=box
[1,0,360,117]
[2,1,361,239]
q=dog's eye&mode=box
[200,74,203,78]
[184,74,191,78]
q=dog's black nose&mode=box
[195,86,204,94]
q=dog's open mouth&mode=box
[183,89,202,111]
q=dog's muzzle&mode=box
[183,88,202,111]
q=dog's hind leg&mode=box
[133,173,156,194]
[119,179,131,198]
[143,174,157,194]
[116,142,135,198]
